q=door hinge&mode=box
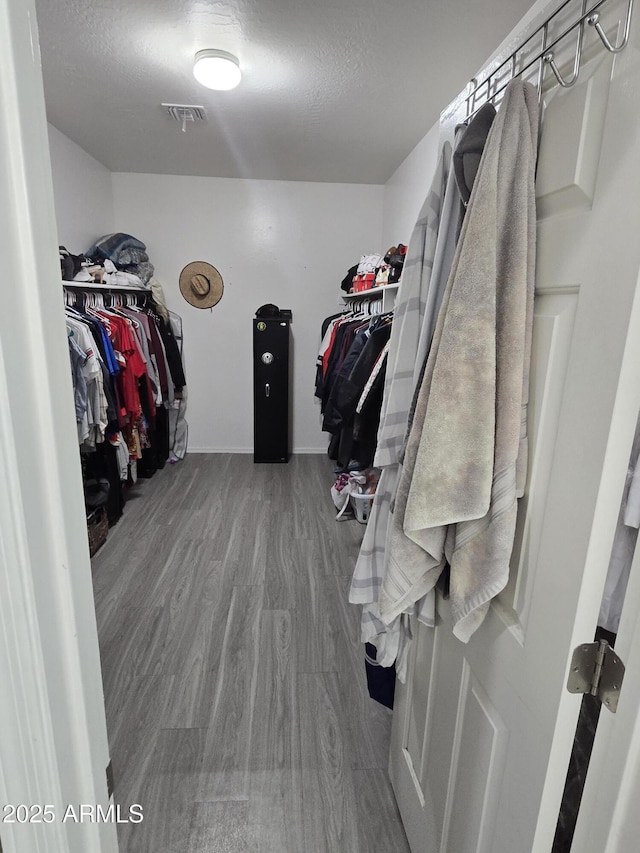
[567,639,625,713]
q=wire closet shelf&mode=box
[465,0,634,119]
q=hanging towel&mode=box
[350,143,451,598]
[350,135,468,672]
[380,79,539,642]
[349,144,450,656]
[375,142,453,469]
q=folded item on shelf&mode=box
[88,232,146,263]
[357,254,384,275]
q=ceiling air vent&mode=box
[162,103,207,132]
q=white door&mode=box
[389,3,640,852]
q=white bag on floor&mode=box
[168,311,188,461]
[169,391,188,462]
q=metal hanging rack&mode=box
[465,0,634,119]
[63,281,150,310]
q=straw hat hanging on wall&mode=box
[179,261,224,309]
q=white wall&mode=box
[47,123,114,251]
[47,114,444,456]
[112,173,384,452]
[381,121,440,248]
[47,116,446,456]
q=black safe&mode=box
[253,311,292,462]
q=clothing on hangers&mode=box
[65,284,188,522]
[317,304,393,472]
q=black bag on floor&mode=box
[364,642,396,710]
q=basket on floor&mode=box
[87,506,109,556]
[350,492,375,524]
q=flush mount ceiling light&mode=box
[193,49,241,91]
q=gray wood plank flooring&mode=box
[91,453,410,853]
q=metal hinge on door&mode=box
[567,639,625,713]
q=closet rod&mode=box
[62,281,148,293]
[465,0,633,118]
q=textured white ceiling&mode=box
[35,0,534,183]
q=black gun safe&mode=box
[253,310,292,462]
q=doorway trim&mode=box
[0,1,117,850]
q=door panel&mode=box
[389,3,640,851]
[404,621,436,779]
[502,288,578,632]
[442,663,508,853]
[535,53,611,218]
[417,623,463,842]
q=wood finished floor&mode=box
[91,453,410,853]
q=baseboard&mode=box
[186,446,327,454]
[187,447,253,454]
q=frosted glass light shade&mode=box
[193,49,241,91]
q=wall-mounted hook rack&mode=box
[587,0,633,52]
[543,0,588,87]
[465,0,634,120]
